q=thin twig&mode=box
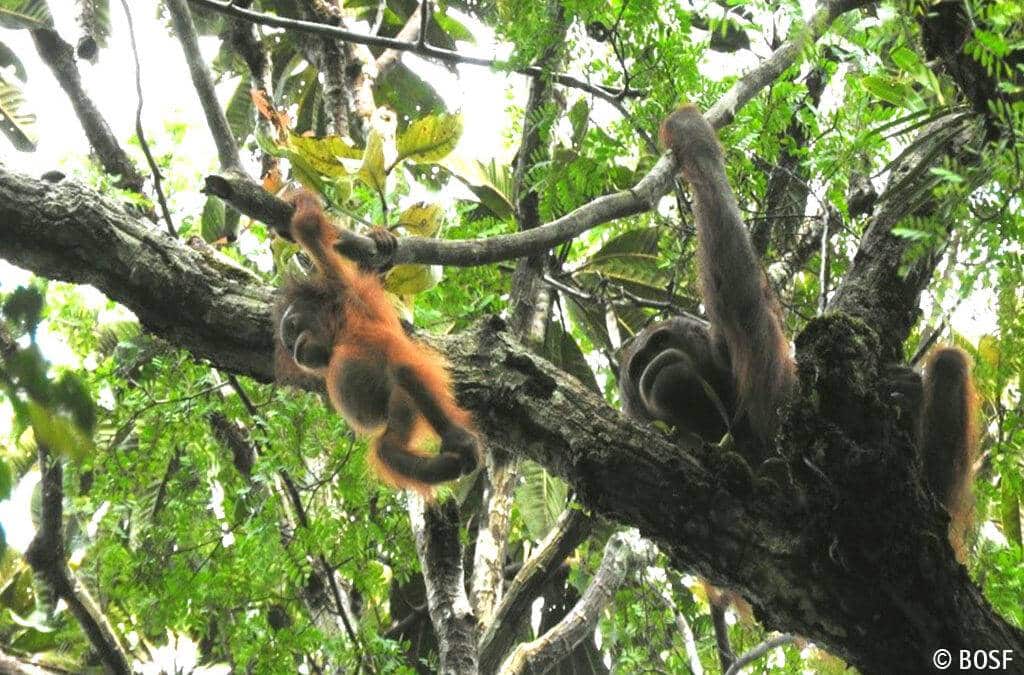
[119,0,176,236]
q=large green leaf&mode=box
[225,80,255,145]
[1001,481,1022,550]
[440,155,514,220]
[395,112,462,163]
[290,132,362,177]
[27,402,93,461]
[384,264,440,295]
[543,321,600,394]
[357,129,387,195]
[515,461,568,541]
[0,75,36,151]
[0,0,52,30]
[397,202,444,237]
[200,196,226,243]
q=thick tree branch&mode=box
[375,5,423,76]
[409,497,478,675]
[165,0,243,171]
[470,447,518,626]
[295,0,357,138]
[828,112,984,359]
[29,29,144,191]
[0,167,273,380]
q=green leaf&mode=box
[568,98,589,148]
[292,67,321,136]
[440,156,514,220]
[384,264,440,295]
[433,12,474,42]
[593,227,660,257]
[0,74,36,151]
[27,401,93,460]
[397,202,444,237]
[515,461,568,540]
[201,197,226,243]
[890,226,932,242]
[376,62,445,123]
[225,80,255,145]
[51,372,95,434]
[357,129,387,194]
[0,0,53,30]
[861,75,908,107]
[889,46,921,73]
[0,461,11,501]
[543,321,600,394]
[1001,482,1022,549]
[396,112,462,163]
[290,132,362,176]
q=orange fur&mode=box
[919,347,979,562]
[275,190,480,494]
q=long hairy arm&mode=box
[660,106,795,441]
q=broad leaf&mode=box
[397,202,444,237]
[0,0,52,30]
[396,112,462,163]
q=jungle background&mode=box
[0,0,1021,673]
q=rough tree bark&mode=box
[0,166,1021,672]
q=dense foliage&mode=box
[0,0,1021,672]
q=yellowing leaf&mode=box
[977,334,1001,369]
[396,113,462,163]
[27,402,92,461]
[290,132,361,177]
[385,264,441,295]
[357,129,387,194]
[397,202,444,237]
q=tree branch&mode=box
[29,29,144,191]
[497,529,656,675]
[478,507,593,674]
[827,112,984,359]
[165,0,243,171]
[409,497,477,675]
[375,4,423,76]
[187,0,640,103]
[24,445,132,675]
[724,634,796,675]
[470,447,518,626]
